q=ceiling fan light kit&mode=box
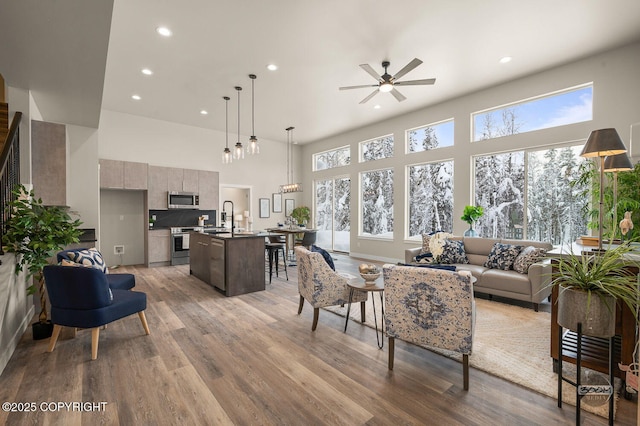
[339,58,436,104]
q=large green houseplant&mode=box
[2,184,83,339]
[549,242,640,337]
[290,206,311,226]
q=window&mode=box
[407,119,454,153]
[315,177,351,252]
[474,152,525,239]
[474,146,588,244]
[472,84,593,141]
[407,161,453,238]
[313,146,350,171]
[360,168,393,238]
[526,146,588,245]
[360,135,394,162]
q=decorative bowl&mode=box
[360,272,381,284]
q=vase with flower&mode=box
[461,205,483,237]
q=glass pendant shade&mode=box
[222,147,232,164]
[247,74,259,155]
[234,142,244,160]
[222,96,231,164]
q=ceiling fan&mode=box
[339,58,436,104]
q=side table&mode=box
[344,278,384,348]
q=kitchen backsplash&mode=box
[150,209,217,228]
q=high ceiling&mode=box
[2,0,640,144]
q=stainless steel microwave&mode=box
[168,192,199,209]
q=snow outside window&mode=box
[313,146,350,171]
[407,119,454,153]
[407,161,453,238]
[361,168,394,238]
[360,135,394,162]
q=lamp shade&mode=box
[235,214,244,222]
[603,152,633,172]
[580,128,627,158]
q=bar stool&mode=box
[265,236,288,283]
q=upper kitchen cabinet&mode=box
[148,165,169,209]
[198,170,219,210]
[168,168,199,193]
[32,120,66,206]
[99,159,148,190]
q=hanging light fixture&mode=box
[247,74,259,155]
[222,96,232,164]
[233,86,244,160]
[280,126,302,193]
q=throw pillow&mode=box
[67,248,108,273]
[311,245,335,271]
[484,243,523,270]
[438,239,469,264]
[513,246,547,274]
[420,233,432,255]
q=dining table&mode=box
[265,227,317,265]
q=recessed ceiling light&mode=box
[200,110,208,115]
[266,64,278,71]
[141,68,153,75]
[156,26,172,37]
[499,56,512,64]
[131,94,141,100]
[374,104,381,109]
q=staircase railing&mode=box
[0,111,22,257]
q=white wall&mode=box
[100,189,145,266]
[301,41,640,262]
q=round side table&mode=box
[344,278,385,348]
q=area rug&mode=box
[325,298,619,419]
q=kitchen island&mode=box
[189,231,266,296]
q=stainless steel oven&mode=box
[170,227,199,265]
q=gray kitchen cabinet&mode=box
[148,165,169,209]
[100,159,148,190]
[32,120,66,205]
[198,170,219,210]
[183,169,199,193]
[148,229,170,265]
[99,159,124,189]
[124,161,148,189]
[168,168,184,192]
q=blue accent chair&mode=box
[57,248,136,290]
[43,265,150,360]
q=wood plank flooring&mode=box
[0,254,636,425]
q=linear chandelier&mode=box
[280,126,302,193]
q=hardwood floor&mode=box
[0,254,636,425]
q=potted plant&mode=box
[2,184,83,340]
[290,206,311,227]
[550,242,640,337]
[461,205,483,237]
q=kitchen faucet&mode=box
[222,200,234,236]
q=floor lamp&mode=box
[603,152,633,242]
[579,128,627,252]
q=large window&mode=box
[407,161,454,237]
[313,146,350,171]
[361,168,393,238]
[360,135,394,162]
[407,119,454,153]
[474,146,588,244]
[472,84,593,141]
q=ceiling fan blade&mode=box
[360,63,382,82]
[392,58,423,81]
[359,90,379,104]
[339,84,378,91]
[394,78,436,86]
[390,88,406,102]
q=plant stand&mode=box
[557,322,614,426]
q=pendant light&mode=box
[280,126,302,193]
[233,86,244,160]
[247,74,259,155]
[222,96,232,164]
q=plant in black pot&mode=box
[2,184,83,340]
[549,242,640,338]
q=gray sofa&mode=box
[405,237,553,311]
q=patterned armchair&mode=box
[295,246,368,331]
[383,264,475,390]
